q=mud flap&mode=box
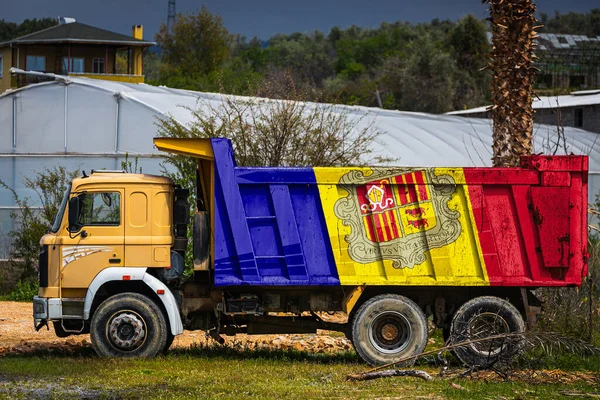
[193,211,210,270]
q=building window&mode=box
[92,58,105,74]
[26,55,46,72]
[570,75,585,88]
[574,108,584,128]
[62,57,84,73]
[536,74,553,89]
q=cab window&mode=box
[80,192,121,226]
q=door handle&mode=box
[109,258,121,264]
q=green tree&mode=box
[448,15,489,72]
[155,6,233,86]
[148,12,500,114]
[381,38,458,113]
[447,15,490,110]
[232,36,270,72]
[268,31,335,85]
[540,9,600,36]
[0,18,56,42]
[143,50,162,84]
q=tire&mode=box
[90,292,168,358]
[351,294,428,366]
[449,296,525,367]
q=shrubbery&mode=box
[0,166,79,298]
[537,198,600,345]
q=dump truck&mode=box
[32,137,589,365]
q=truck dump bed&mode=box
[205,139,588,288]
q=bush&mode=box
[0,166,79,295]
[0,280,38,302]
[156,71,390,199]
[537,198,600,345]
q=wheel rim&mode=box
[106,310,147,352]
[368,311,412,354]
[467,312,509,356]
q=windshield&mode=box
[51,184,71,233]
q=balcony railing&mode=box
[68,72,145,84]
[12,71,145,88]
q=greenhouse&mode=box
[0,74,598,255]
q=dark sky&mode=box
[1,0,597,41]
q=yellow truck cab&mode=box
[34,170,187,356]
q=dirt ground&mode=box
[0,301,352,356]
[3,301,600,391]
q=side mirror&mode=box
[68,197,81,232]
[101,193,112,207]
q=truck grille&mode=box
[38,245,48,288]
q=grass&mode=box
[1,343,599,399]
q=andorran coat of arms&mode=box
[334,168,462,269]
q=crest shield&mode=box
[335,168,462,269]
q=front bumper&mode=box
[33,296,48,329]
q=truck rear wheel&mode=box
[449,296,525,367]
[351,294,428,366]
[90,293,168,358]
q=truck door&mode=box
[60,190,125,290]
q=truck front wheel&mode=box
[90,293,168,358]
[351,294,428,366]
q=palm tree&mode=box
[486,0,539,167]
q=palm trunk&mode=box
[487,0,538,167]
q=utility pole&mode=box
[167,0,176,31]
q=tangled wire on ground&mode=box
[348,330,600,381]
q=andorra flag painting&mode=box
[357,171,437,243]
[331,167,462,269]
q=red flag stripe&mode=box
[413,171,429,201]
[381,212,393,240]
[363,215,376,242]
[393,175,409,205]
[356,185,370,214]
[403,173,418,203]
[387,210,400,239]
[372,212,384,242]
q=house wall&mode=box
[0,47,12,93]
[454,105,600,134]
[536,106,600,134]
[16,44,120,74]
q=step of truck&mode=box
[61,298,85,319]
[61,314,84,320]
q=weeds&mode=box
[0,166,79,296]
[0,280,37,301]
[0,342,599,400]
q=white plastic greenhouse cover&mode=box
[447,91,600,115]
[0,77,599,255]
